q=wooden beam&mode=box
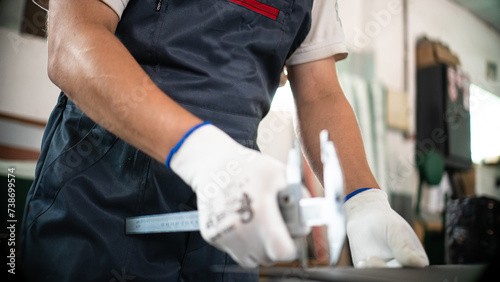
[0,144,40,160]
[0,112,47,128]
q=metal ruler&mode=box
[125,187,307,236]
[126,210,199,234]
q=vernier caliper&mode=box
[125,130,345,266]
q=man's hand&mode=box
[169,124,297,268]
[344,189,429,268]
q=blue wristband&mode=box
[344,188,373,203]
[165,121,212,169]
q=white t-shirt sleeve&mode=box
[101,0,129,19]
[286,0,348,65]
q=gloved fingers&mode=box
[263,229,297,262]
[220,239,263,268]
[231,247,275,268]
[220,235,291,268]
[230,253,259,269]
[386,258,402,267]
[386,218,429,267]
[221,219,296,266]
[346,221,393,267]
[357,257,390,268]
[357,257,402,268]
[392,242,429,267]
[261,188,298,262]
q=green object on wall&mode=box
[417,150,446,186]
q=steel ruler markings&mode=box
[126,210,200,234]
[126,202,330,234]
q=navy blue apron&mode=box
[20,0,312,281]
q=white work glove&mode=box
[169,123,296,268]
[343,189,429,268]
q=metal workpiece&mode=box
[258,265,486,282]
[320,130,345,266]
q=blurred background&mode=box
[1,0,499,270]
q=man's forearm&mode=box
[295,95,380,194]
[47,0,201,163]
[288,57,379,195]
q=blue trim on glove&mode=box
[165,122,212,169]
[344,188,373,203]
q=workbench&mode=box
[257,265,486,282]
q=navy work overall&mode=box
[20,0,312,281]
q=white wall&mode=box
[0,27,59,121]
[339,0,500,95]
[407,0,500,98]
[0,27,56,152]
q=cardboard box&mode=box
[417,38,461,69]
[387,89,409,132]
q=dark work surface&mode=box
[257,265,486,282]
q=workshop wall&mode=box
[0,26,52,157]
[338,0,500,196]
[0,28,57,121]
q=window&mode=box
[470,84,500,163]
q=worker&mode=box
[20,0,429,281]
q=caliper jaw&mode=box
[320,130,346,266]
[278,130,345,266]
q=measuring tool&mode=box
[126,130,345,265]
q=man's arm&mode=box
[288,58,429,268]
[47,0,201,162]
[287,56,379,194]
